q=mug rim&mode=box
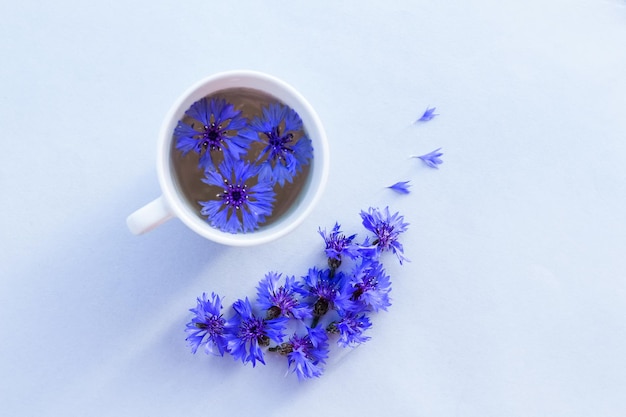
[156,70,329,246]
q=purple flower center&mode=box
[374,224,394,250]
[312,281,336,318]
[239,317,268,345]
[220,181,248,209]
[201,123,224,150]
[352,275,377,301]
[328,234,347,251]
[195,315,224,335]
[290,335,308,352]
[264,126,294,161]
[314,281,335,302]
[271,288,298,312]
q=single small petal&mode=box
[415,106,438,122]
[412,148,443,169]
[387,181,411,194]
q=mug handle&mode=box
[126,196,174,235]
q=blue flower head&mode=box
[318,222,361,268]
[296,267,351,319]
[174,97,254,170]
[331,311,372,348]
[224,297,287,367]
[248,102,313,186]
[185,292,228,356]
[285,326,329,380]
[360,206,410,264]
[199,158,276,233]
[348,260,392,313]
[256,272,312,320]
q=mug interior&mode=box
[157,70,329,245]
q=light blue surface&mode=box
[2,1,626,416]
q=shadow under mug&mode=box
[126,70,330,246]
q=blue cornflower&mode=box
[360,206,410,264]
[224,297,287,367]
[286,326,329,380]
[199,158,276,233]
[256,272,312,320]
[415,106,438,122]
[248,102,313,186]
[296,267,350,319]
[329,311,372,348]
[413,148,443,169]
[185,292,228,356]
[174,97,254,170]
[318,222,361,268]
[347,260,392,312]
[387,181,411,194]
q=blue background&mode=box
[1,1,625,416]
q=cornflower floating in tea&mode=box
[174,97,252,170]
[199,158,275,233]
[249,102,314,186]
[185,207,409,379]
[173,93,314,234]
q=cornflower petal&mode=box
[174,122,204,155]
[387,181,411,194]
[412,148,443,169]
[415,106,438,122]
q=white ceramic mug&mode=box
[126,70,329,246]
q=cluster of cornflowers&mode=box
[174,96,313,233]
[185,206,409,380]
